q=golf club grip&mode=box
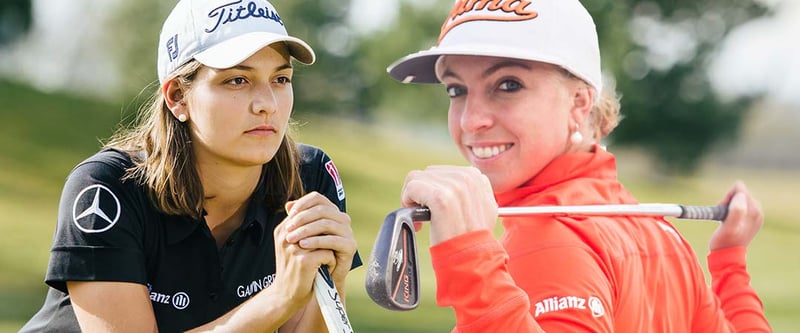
[678,204,728,221]
[315,266,355,333]
[410,207,433,222]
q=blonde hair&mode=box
[589,83,621,141]
[560,68,621,141]
[105,60,304,219]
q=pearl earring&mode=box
[178,114,187,122]
[570,126,583,145]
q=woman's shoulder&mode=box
[66,148,137,185]
[297,143,343,173]
[296,143,330,165]
[296,143,346,204]
[73,147,133,168]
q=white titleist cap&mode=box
[387,0,602,95]
[157,0,315,83]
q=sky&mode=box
[708,0,800,106]
[1,0,798,108]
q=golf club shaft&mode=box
[315,265,354,333]
[410,203,728,222]
[365,203,727,311]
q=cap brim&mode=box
[388,44,544,84]
[386,49,444,84]
[194,31,315,69]
[388,44,583,85]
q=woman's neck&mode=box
[198,161,263,247]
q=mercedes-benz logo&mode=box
[72,184,121,233]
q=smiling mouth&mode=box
[470,144,512,159]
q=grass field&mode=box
[1,79,797,332]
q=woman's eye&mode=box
[274,76,292,84]
[226,77,249,86]
[446,85,466,97]
[498,80,522,92]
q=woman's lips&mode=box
[469,144,513,159]
[245,125,276,136]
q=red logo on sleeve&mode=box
[325,161,345,201]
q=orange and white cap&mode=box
[387,0,602,95]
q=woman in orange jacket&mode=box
[387,0,771,332]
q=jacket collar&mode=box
[494,144,618,207]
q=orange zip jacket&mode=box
[430,146,771,332]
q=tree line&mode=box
[2,0,768,174]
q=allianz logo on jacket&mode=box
[533,295,605,318]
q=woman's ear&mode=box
[571,83,594,122]
[162,79,187,116]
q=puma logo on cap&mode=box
[438,0,539,44]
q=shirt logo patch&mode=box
[533,295,605,318]
[324,160,345,201]
[72,184,121,233]
[588,296,605,318]
[149,287,191,310]
[172,292,190,310]
[236,274,276,298]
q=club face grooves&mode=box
[365,208,420,311]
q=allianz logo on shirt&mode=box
[533,295,605,318]
[148,284,190,310]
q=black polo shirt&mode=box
[20,144,361,332]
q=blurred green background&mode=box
[2,0,799,332]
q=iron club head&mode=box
[365,207,422,311]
